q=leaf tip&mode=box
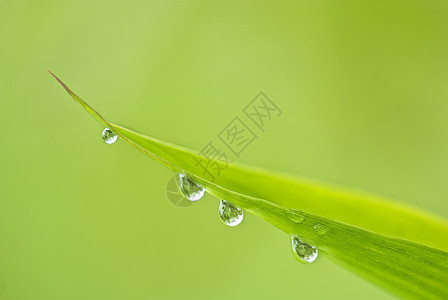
[47,70,76,98]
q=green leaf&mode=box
[49,71,448,299]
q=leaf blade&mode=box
[50,72,448,299]
[112,123,448,251]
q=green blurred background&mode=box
[1,0,448,299]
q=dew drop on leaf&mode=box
[218,200,244,227]
[177,173,205,201]
[288,210,305,223]
[291,235,318,264]
[313,223,328,235]
[102,128,118,144]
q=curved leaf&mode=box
[49,71,448,299]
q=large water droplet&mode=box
[218,200,244,226]
[177,173,205,201]
[313,223,328,235]
[291,235,318,263]
[102,128,118,144]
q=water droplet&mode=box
[177,173,205,201]
[288,210,305,223]
[291,235,318,263]
[102,128,118,144]
[218,200,244,226]
[313,223,328,235]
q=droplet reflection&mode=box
[291,235,318,264]
[218,200,244,227]
[102,128,118,144]
[177,173,205,201]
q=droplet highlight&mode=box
[313,223,328,235]
[291,235,318,264]
[102,128,118,144]
[218,200,244,226]
[177,173,205,201]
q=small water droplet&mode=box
[177,173,205,201]
[313,223,328,235]
[218,200,244,226]
[291,235,318,263]
[102,128,118,144]
[288,210,305,223]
